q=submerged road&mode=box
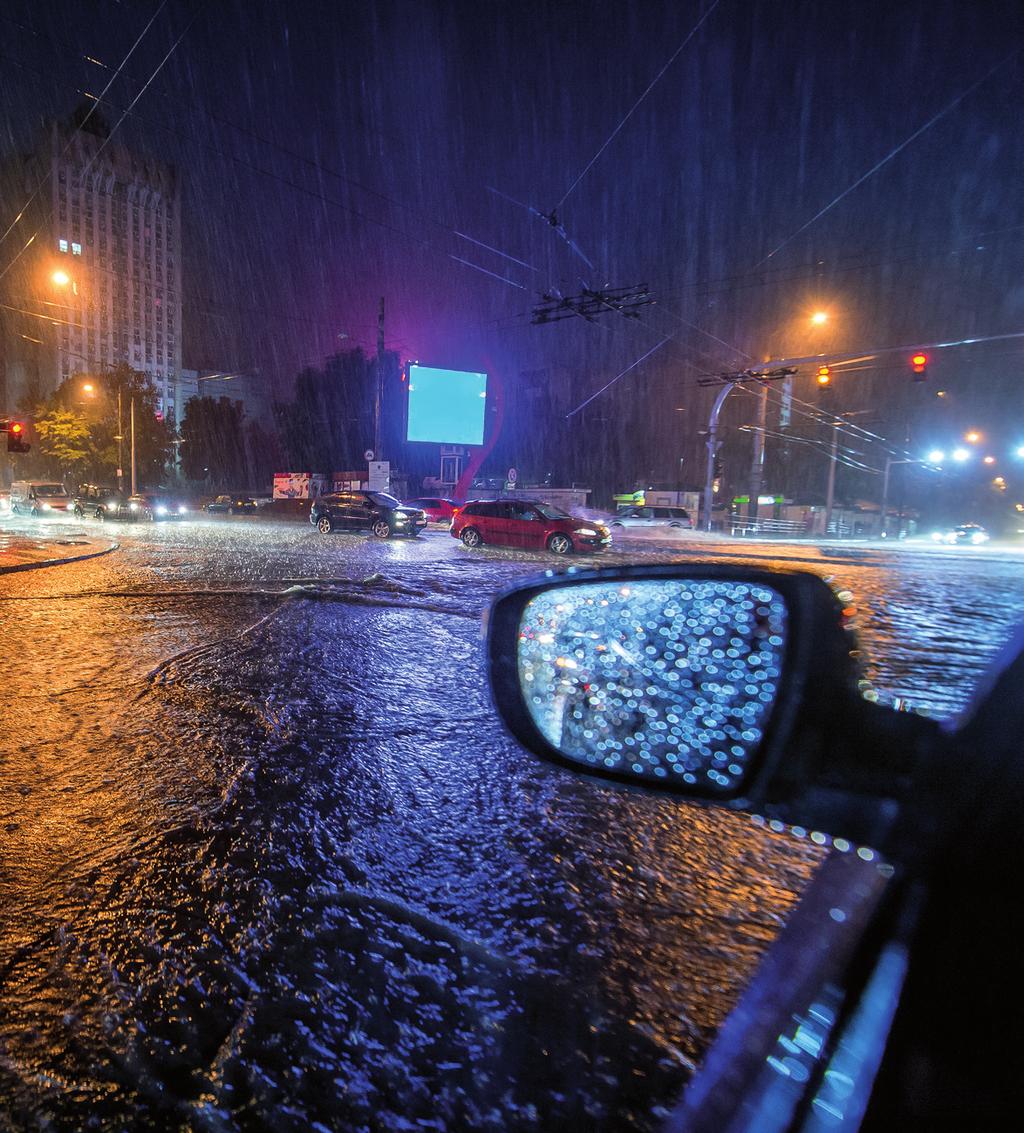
[2,515,1023,1131]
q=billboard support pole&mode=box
[454,368,504,504]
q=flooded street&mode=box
[3,517,1024,1130]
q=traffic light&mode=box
[6,422,30,453]
[911,353,928,381]
[816,365,832,386]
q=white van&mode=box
[10,481,73,517]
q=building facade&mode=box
[0,107,181,414]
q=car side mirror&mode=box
[487,565,937,851]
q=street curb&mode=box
[0,538,119,576]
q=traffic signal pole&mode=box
[699,368,794,533]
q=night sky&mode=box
[2,0,1023,493]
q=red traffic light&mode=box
[816,365,832,386]
[6,420,31,453]
[911,353,928,372]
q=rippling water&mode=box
[2,521,1023,1130]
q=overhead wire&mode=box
[0,0,169,252]
[753,48,1021,268]
[554,0,721,211]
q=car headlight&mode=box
[156,505,168,516]
[395,515,407,524]
[41,503,52,510]
[971,531,989,544]
[178,505,188,514]
[576,527,597,536]
[129,501,139,510]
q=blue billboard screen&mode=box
[406,364,487,445]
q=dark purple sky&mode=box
[2,0,1023,454]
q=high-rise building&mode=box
[0,105,181,414]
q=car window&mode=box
[535,502,571,520]
[367,491,400,508]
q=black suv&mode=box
[310,490,427,538]
[73,484,126,521]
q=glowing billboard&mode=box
[406,364,487,446]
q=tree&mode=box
[31,364,173,487]
[180,396,247,488]
[32,406,91,479]
[276,348,375,473]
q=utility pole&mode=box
[130,398,137,496]
[116,386,124,492]
[374,297,384,461]
[824,424,839,536]
[747,381,768,521]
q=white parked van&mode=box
[10,481,73,517]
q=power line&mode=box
[754,48,1021,268]
[0,0,169,253]
[564,336,674,419]
[555,0,721,211]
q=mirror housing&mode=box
[488,564,938,851]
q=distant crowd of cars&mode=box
[5,481,266,523]
[4,480,1000,556]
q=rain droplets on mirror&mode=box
[517,580,787,791]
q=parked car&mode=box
[310,490,427,538]
[73,484,127,521]
[610,504,693,530]
[931,522,989,545]
[451,498,610,554]
[125,492,191,521]
[10,480,73,517]
[403,496,457,524]
[204,495,257,515]
[486,561,1024,1128]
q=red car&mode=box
[404,496,457,524]
[450,498,610,554]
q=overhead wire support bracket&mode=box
[531,284,654,326]
[696,366,796,388]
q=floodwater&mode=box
[3,517,1024,1131]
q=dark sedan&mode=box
[204,495,257,515]
[126,493,192,521]
[310,490,427,538]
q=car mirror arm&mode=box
[752,694,943,857]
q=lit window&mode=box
[72,242,82,255]
[58,238,69,252]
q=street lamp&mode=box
[952,448,970,463]
[52,269,71,287]
[964,430,982,444]
[810,310,829,326]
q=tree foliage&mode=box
[32,407,92,474]
[32,364,172,486]
[180,396,247,488]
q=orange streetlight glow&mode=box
[811,311,829,325]
[965,430,982,444]
[51,269,70,287]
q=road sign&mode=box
[507,467,518,484]
[364,449,375,461]
[369,461,390,492]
